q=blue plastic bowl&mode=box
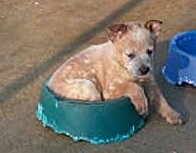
[162,30,196,86]
[36,80,146,144]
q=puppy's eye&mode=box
[147,49,153,56]
[126,53,135,59]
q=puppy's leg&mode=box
[128,83,148,116]
[146,77,183,125]
[48,79,102,101]
[109,82,148,116]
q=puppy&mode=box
[48,20,183,125]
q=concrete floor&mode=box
[0,0,196,153]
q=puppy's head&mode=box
[108,20,163,81]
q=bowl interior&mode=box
[47,85,130,105]
[177,31,196,56]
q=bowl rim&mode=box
[170,29,196,57]
[44,81,131,106]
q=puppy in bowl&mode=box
[48,20,183,125]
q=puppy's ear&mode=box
[107,24,128,42]
[144,20,163,37]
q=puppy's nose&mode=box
[139,66,150,75]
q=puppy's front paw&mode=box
[133,97,148,117]
[165,110,183,125]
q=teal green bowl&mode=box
[36,81,146,144]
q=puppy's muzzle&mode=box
[139,65,150,75]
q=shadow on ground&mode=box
[155,40,189,121]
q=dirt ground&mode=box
[0,0,196,153]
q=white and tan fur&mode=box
[48,20,183,125]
